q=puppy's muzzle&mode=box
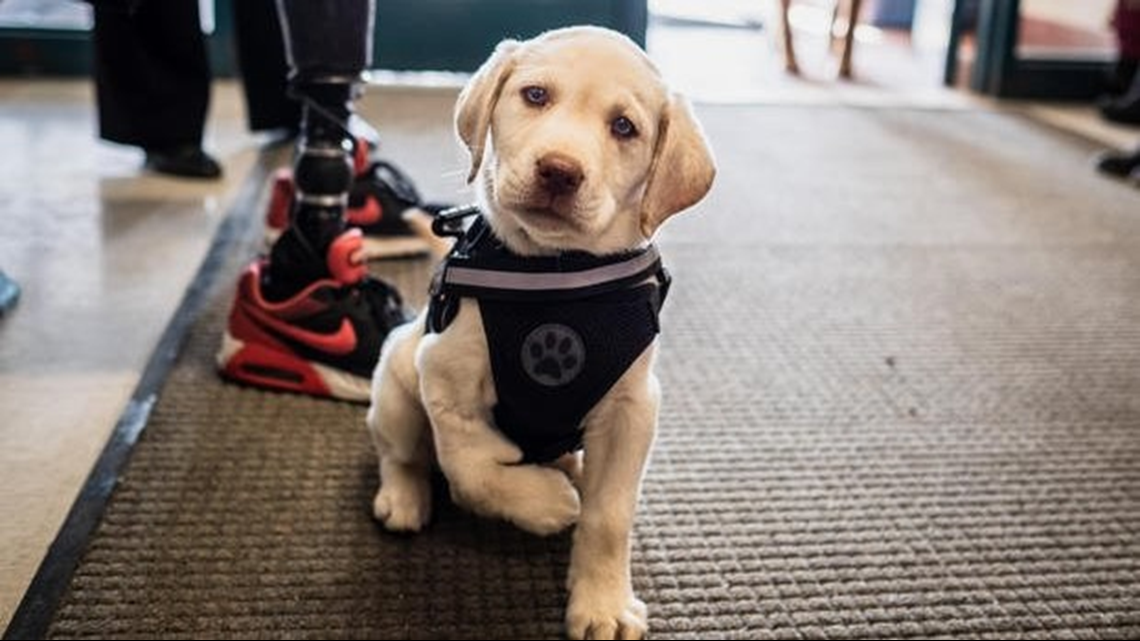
[536,153,584,198]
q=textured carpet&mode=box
[40,105,1140,639]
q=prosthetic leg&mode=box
[257,2,446,261]
[262,77,359,296]
[217,1,414,401]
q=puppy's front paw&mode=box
[501,465,580,536]
[566,590,647,640]
[373,481,431,532]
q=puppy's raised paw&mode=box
[499,465,580,536]
[373,481,431,532]
[566,592,648,640]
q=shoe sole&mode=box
[264,227,431,261]
[216,331,372,402]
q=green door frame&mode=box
[1,0,645,77]
[964,0,1110,100]
[0,1,237,77]
[0,27,93,76]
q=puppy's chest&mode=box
[426,212,669,462]
[470,292,661,462]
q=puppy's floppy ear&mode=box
[455,39,520,184]
[640,93,716,238]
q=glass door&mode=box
[1016,0,1115,61]
[958,0,1115,98]
[0,0,93,75]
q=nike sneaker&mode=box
[217,229,412,401]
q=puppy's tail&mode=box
[402,208,455,261]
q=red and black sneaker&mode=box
[265,142,450,260]
[217,229,412,402]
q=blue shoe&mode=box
[0,269,20,317]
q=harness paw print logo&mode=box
[521,324,585,387]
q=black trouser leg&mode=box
[232,0,300,132]
[276,0,374,79]
[92,0,209,150]
[263,0,376,300]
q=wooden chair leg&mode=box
[839,0,862,78]
[780,0,800,75]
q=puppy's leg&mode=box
[432,413,581,536]
[552,450,584,488]
[418,304,580,536]
[565,352,658,641]
[367,322,432,532]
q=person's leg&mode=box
[1102,0,1140,123]
[258,0,449,264]
[260,0,375,296]
[0,269,19,317]
[1107,57,1138,97]
[1095,143,1140,179]
[218,0,414,401]
[232,0,301,134]
[91,0,220,178]
[1117,0,1140,75]
[1096,67,1140,178]
[1101,70,1140,125]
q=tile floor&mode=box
[0,79,257,627]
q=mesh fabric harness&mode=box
[426,208,671,462]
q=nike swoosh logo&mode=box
[244,304,358,356]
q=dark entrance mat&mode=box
[10,106,1140,639]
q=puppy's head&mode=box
[456,26,716,256]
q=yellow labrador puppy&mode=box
[367,26,715,640]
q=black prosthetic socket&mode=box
[293,80,356,150]
[263,79,358,302]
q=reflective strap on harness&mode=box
[442,245,661,292]
[426,209,670,333]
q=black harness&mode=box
[426,206,671,462]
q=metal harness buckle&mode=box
[431,205,482,239]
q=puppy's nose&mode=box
[536,154,584,197]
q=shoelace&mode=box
[365,160,423,206]
[356,277,413,331]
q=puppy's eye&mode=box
[522,86,548,107]
[611,116,637,139]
